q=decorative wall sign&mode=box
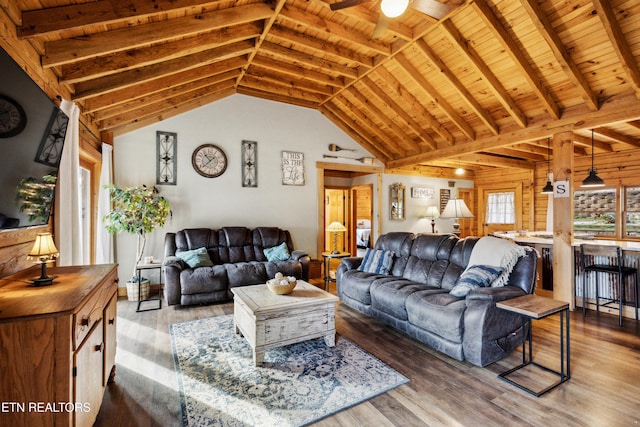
[241,140,257,187]
[282,151,304,185]
[440,189,451,212]
[35,107,69,167]
[411,187,434,199]
[156,131,177,185]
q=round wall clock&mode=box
[192,144,227,178]
[0,94,27,138]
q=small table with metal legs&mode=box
[496,294,570,397]
[321,251,350,291]
[135,262,163,312]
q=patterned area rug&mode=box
[169,315,409,427]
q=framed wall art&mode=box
[156,131,177,185]
[440,189,451,212]
[282,151,304,185]
[411,187,434,199]
[241,140,257,187]
[35,107,69,167]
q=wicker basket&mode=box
[126,279,150,301]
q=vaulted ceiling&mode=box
[4,0,640,173]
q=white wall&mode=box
[112,94,475,283]
[112,94,362,282]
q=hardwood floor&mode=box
[95,286,640,427]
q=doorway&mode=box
[351,184,373,256]
[324,188,349,253]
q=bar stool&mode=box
[579,244,639,326]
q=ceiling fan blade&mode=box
[371,14,390,39]
[330,0,374,11]
[410,0,452,20]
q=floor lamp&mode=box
[441,198,474,233]
[326,221,347,254]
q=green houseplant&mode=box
[103,184,170,299]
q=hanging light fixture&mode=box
[380,0,409,18]
[581,129,605,188]
[541,138,554,194]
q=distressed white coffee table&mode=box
[231,280,339,366]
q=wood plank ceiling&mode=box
[4,0,640,173]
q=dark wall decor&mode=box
[35,108,69,167]
[241,140,257,187]
[156,131,177,185]
[440,189,451,213]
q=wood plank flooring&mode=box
[95,286,640,427]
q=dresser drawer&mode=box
[74,270,118,350]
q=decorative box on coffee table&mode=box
[231,280,339,366]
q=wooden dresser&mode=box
[0,264,118,427]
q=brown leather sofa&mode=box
[163,226,310,306]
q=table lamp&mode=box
[326,221,347,254]
[28,232,59,286]
[441,198,474,232]
[424,206,440,233]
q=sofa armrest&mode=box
[340,256,363,271]
[163,256,186,305]
[290,249,308,261]
[465,285,526,304]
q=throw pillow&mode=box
[264,242,290,262]
[450,264,504,297]
[177,247,214,268]
[358,248,394,275]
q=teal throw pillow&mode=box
[177,247,214,268]
[357,248,394,275]
[450,264,504,297]
[264,242,290,262]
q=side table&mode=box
[321,251,350,291]
[135,262,163,312]
[496,294,570,397]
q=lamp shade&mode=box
[581,169,605,188]
[326,221,347,232]
[29,232,59,259]
[441,199,474,219]
[424,206,440,219]
[380,0,409,17]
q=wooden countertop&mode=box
[496,234,640,251]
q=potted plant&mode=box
[103,184,171,301]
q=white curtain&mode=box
[546,193,554,232]
[485,192,515,224]
[96,143,114,264]
[55,99,83,266]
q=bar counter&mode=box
[495,232,639,319]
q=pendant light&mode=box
[581,129,605,188]
[541,138,554,194]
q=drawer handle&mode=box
[80,317,90,327]
[94,343,104,352]
[108,318,115,325]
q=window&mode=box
[573,188,616,237]
[486,192,515,224]
[624,186,640,237]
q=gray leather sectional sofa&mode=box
[163,226,310,306]
[336,232,538,367]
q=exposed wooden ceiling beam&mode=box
[251,55,346,87]
[472,0,560,120]
[240,74,326,105]
[18,0,222,38]
[60,22,262,84]
[593,127,640,149]
[82,58,246,113]
[518,0,598,111]
[237,86,320,109]
[458,153,535,170]
[42,3,272,67]
[387,93,640,168]
[413,39,499,136]
[592,0,640,100]
[73,41,254,100]
[395,52,475,140]
[441,20,528,128]
[259,41,360,78]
